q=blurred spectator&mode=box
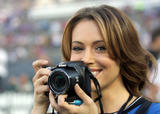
[16,46,28,59]
[18,73,33,93]
[148,27,160,61]
[51,21,62,47]
[8,75,19,92]
[0,46,8,92]
[142,27,160,101]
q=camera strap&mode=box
[89,72,104,114]
[72,64,104,113]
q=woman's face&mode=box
[70,19,121,91]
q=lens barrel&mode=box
[48,68,70,95]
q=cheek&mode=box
[94,55,111,67]
[108,61,120,77]
[96,56,120,71]
[70,53,82,61]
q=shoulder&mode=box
[126,97,160,114]
[148,102,160,113]
[129,102,160,114]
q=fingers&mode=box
[36,85,50,94]
[32,68,50,83]
[34,75,48,87]
[49,93,78,113]
[32,60,51,94]
[32,59,52,108]
[32,59,49,73]
[49,84,97,114]
[49,91,60,111]
[74,84,93,104]
[57,95,69,107]
[34,76,50,94]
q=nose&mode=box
[81,49,94,65]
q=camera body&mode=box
[48,61,92,102]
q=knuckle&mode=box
[32,74,38,82]
[36,69,42,74]
[32,77,35,83]
[37,68,49,75]
[43,75,48,80]
[33,81,38,88]
[36,69,44,77]
[87,99,94,105]
[32,73,39,83]
[32,60,38,67]
[77,89,83,95]
[42,76,48,84]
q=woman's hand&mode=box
[49,84,98,114]
[32,59,51,114]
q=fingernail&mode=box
[75,84,79,87]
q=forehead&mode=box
[72,19,104,42]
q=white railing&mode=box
[0,92,33,114]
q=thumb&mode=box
[74,84,93,104]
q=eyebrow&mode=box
[72,40,104,45]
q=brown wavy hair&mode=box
[61,5,156,96]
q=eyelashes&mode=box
[72,46,106,52]
[96,46,106,51]
[72,47,83,51]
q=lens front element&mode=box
[48,69,70,95]
[53,75,66,91]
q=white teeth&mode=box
[91,71,99,76]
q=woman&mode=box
[32,5,160,114]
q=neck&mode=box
[92,76,130,113]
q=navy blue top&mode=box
[128,102,160,114]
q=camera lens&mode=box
[53,75,66,91]
[48,61,92,102]
[48,70,70,95]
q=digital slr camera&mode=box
[47,61,92,103]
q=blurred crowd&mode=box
[0,0,64,93]
[0,0,160,101]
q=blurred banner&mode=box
[29,0,160,19]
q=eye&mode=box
[96,46,106,51]
[72,46,83,51]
